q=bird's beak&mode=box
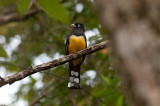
[71,24,76,27]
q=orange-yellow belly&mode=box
[68,35,86,66]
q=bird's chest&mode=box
[68,35,86,54]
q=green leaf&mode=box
[103,92,120,104]
[29,76,36,85]
[18,0,30,14]
[0,46,8,58]
[94,89,108,97]
[116,96,124,106]
[5,64,20,72]
[101,75,111,86]
[38,0,69,24]
[101,75,120,87]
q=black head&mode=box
[71,22,85,32]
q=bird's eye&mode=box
[77,24,81,28]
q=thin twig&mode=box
[0,61,26,69]
[70,91,77,106]
[0,9,43,26]
[29,73,65,106]
[29,87,53,106]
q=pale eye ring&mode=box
[77,24,81,28]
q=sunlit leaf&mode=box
[116,96,124,106]
[18,0,30,14]
[38,0,69,24]
[29,76,36,85]
[0,46,8,58]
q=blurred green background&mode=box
[0,0,126,105]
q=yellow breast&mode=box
[68,35,86,66]
[68,35,86,54]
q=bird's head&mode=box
[71,23,85,32]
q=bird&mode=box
[65,22,87,89]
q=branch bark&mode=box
[0,41,110,88]
[0,9,43,26]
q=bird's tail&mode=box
[68,64,81,89]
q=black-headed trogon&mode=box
[65,23,87,89]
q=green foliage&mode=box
[94,75,124,105]
[17,0,30,15]
[0,46,8,58]
[38,0,70,24]
[116,95,124,106]
[0,0,15,7]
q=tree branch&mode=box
[0,9,43,26]
[0,41,110,88]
